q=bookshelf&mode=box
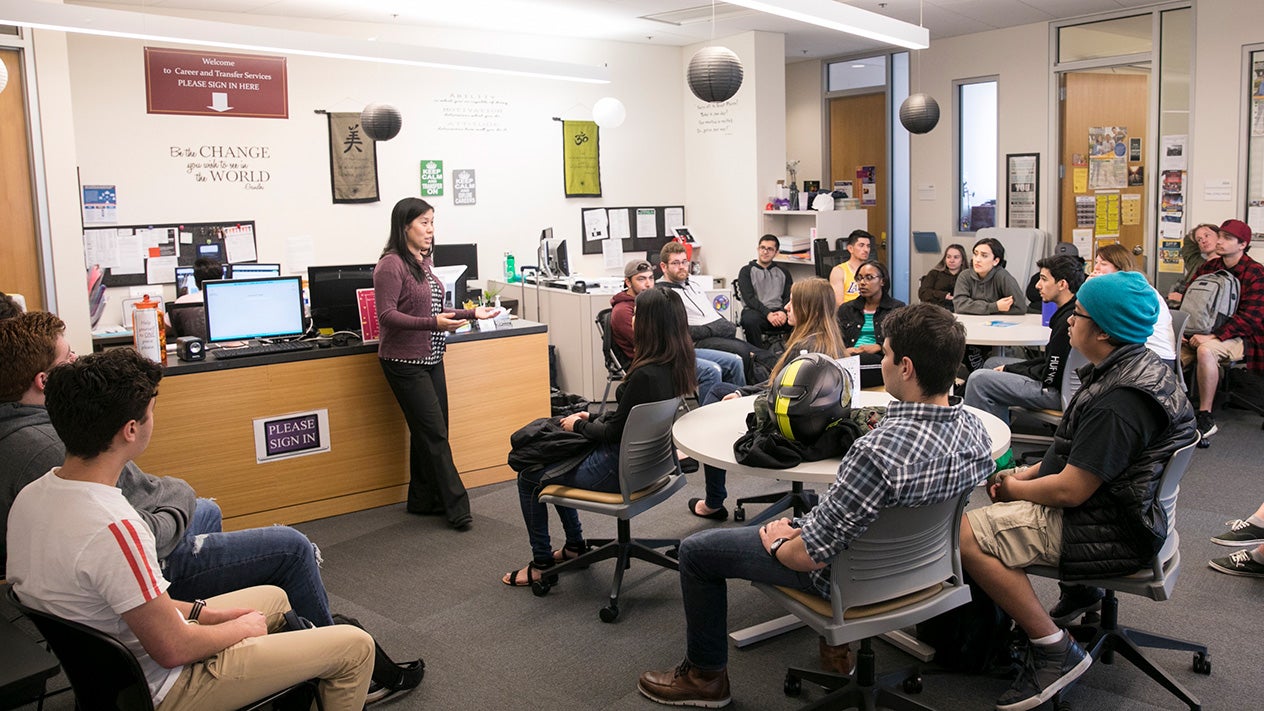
[762,209,869,266]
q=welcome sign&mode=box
[253,409,331,463]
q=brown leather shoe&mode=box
[638,660,731,708]
[819,637,855,676]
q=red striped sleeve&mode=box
[107,521,161,601]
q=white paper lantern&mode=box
[360,103,402,141]
[0,60,8,95]
[899,93,940,134]
[592,97,626,128]
[687,47,743,103]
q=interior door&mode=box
[829,92,888,262]
[0,47,44,310]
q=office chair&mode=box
[812,238,845,280]
[168,301,208,341]
[535,397,687,623]
[1009,347,1089,449]
[753,489,974,710]
[595,308,631,414]
[1027,438,1207,711]
[5,588,322,711]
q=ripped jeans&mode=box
[162,499,334,626]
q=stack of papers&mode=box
[779,235,811,257]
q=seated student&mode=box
[612,259,743,403]
[954,237,1029,315]
[688,277,846,521]
[7,348,375,709]
[837,260,905,389]
[918,243,966,310]
[961,271,1196,711]
[737,234,794,349]
[504,286,696,587]
[0,292,22,320]
[658,242,775,383]
[1090,244,1176,369]
[1167,223,1220,305]
[964,255,1085,424]
[167,258,222,339]
[828,229,874,306]
[1180,219,1264,438]
[638,303,993,708]
[175,258,223,304]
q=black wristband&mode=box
[189,599,206,622]
[768,537,789,560]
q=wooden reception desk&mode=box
[133,321,549,530]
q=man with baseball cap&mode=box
[1181,218,1264,438]
[609,259,744,404]
[961,271,1196,711]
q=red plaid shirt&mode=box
[1192,253,1264,372]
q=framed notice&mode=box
[144,47,288,119]
[1006,153,1040,229]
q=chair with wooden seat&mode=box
[535,397,686,623]
[753,489,974,711]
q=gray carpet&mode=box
[11,405,1264,710]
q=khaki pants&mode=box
[157,586,374,711]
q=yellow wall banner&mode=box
[562,120,602,197]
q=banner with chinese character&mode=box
[562,120,601,197]
[326,112,379,204]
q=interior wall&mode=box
[785,59,823,189]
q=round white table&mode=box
[956,313,1050,347]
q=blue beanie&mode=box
[1076,271,1158,344]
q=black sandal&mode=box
[553,541,591,568]
[501,559,553,587]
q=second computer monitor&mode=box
[308,264,376,333]
[229,262,282,280]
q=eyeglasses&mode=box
[758,245,777,252]
[667,259,690,267]
[1070,310,1094,322]
[855,274,881,282]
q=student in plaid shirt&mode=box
[638,303,993,709]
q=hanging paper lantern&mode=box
[592,97,626,128]
[687,47,743,103]
[360,103,402,141]
[899,93,940,134]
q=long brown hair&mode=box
[1095,243,1137,272]
[768,278,846,380]
[628,286,696,397]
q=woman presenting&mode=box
[374,197,498,531]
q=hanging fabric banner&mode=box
[562,120,602,197]
[327,112,379,204]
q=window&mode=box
[826,56,886,92]
[956,79,998,232]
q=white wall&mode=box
[785,59,823,187]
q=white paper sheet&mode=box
[636,208,658,239]
[664,208,684,234]
[1072,228,1093,256]
[114,232,145,274]
[146,256,178,284]
[608,209,630,242]
[224,225,257,262]
[583,208,609,242]
[285,235,315,276]
[602,237,624,270]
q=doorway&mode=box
[828,92,888,262]
[0,47,44,310]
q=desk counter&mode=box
[134,321,549,530]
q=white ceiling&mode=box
[73,0,1161,60]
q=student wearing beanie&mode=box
[1180,218,1264,439]
[961,270,1196,711]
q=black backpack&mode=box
[915,573,1020,674]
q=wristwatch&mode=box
[768,537,790,561]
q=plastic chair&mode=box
[594,308,631,414]
[1009,347,1089,447]
[753,489,974,710]
[5,588,322,711]
[1169,309,1189,389]
[535,397,687,623]
[1027,438,1208,710]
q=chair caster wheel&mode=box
[783,672,801,697]
[902,675,923,694]
[1193,652,1211,675]
[599,605,619,623]
[1196,438,1211,449]
[733,507,746,522]
[530,580,551,597]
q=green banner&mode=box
[562,120,601,197]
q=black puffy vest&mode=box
[1052,343,1196,580]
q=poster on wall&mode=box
[1252,57,1264,137]
[326,112,379,204]
[1158,166,1187,274]
[1005,153,1038,229]
[420,160,444,198]
[857,166,876,206]
[1088,126,1128,189]
[562,120,602,197]
[82,185,118,224]
[144,48,288,119]
[452,169,476,205]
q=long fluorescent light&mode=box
[725,0,929,50]
[0,0,609,83]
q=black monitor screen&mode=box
[433,243,478,280]
[203,277,305,343]
[308,264,376,332]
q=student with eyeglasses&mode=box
[836,260,905,389]
[736,234,794,349]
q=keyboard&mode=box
[211,341,315,360]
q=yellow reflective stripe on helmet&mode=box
[774,358,805,439]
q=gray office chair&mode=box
[594,308,630,414]
[535,397,686,623]
[753,489,974,710]
[1169,309,1189,389]
[1009,347,1089,447]
[1027,438,1208,710]
[167,301,208,341]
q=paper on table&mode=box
[146,256,177,284]
[837,355,860,393]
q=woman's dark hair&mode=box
[858,260,891,299]
[381,197,434,283]
[628,286,696,397]
[769,278,845,379]
[933,244,966,273]
[973,237,1006,269]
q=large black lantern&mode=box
[899,93,940,134]
[360,103,402,142]
[687,46,744,103]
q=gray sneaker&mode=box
[1209,549,1264,578]
[1211,519,1264,547]
[996,633,1092,711]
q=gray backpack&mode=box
[1180,269,1240,335]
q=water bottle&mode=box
[504,251,517,283]
[132,295,166,365]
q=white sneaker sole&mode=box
[1208,559,1264,578]
[1210,535,1264,547]
[997,652,1093,711]
[637,682,731,708]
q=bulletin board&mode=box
[579,205,685,256]
[83,220,258,287]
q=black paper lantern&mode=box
[687,46,744,103]
[899,93,940,134]
[361,103,402,141]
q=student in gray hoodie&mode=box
[954,237,1029,315]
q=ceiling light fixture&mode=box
[723,0,928,50]
[0,0,609,84]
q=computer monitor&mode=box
[175,266,197,296]
[202,276,306,343]
[431,265,468,310]
[433,243,479,280]
[537,229,568,278]
[307,263,376,332]
[228,262,282,280]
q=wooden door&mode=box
[1058,70,1149,263]
[0,47,43,310]
[829,92,887,261]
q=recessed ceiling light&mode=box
[851,63,865,68]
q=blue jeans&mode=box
[963,356,1060,424]
[516,442,620,562]
[162,499,334,626]
[678,526,817,669]
[697,383,743,509]
[697,348,746,389]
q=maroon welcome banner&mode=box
[145,47,288,119]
